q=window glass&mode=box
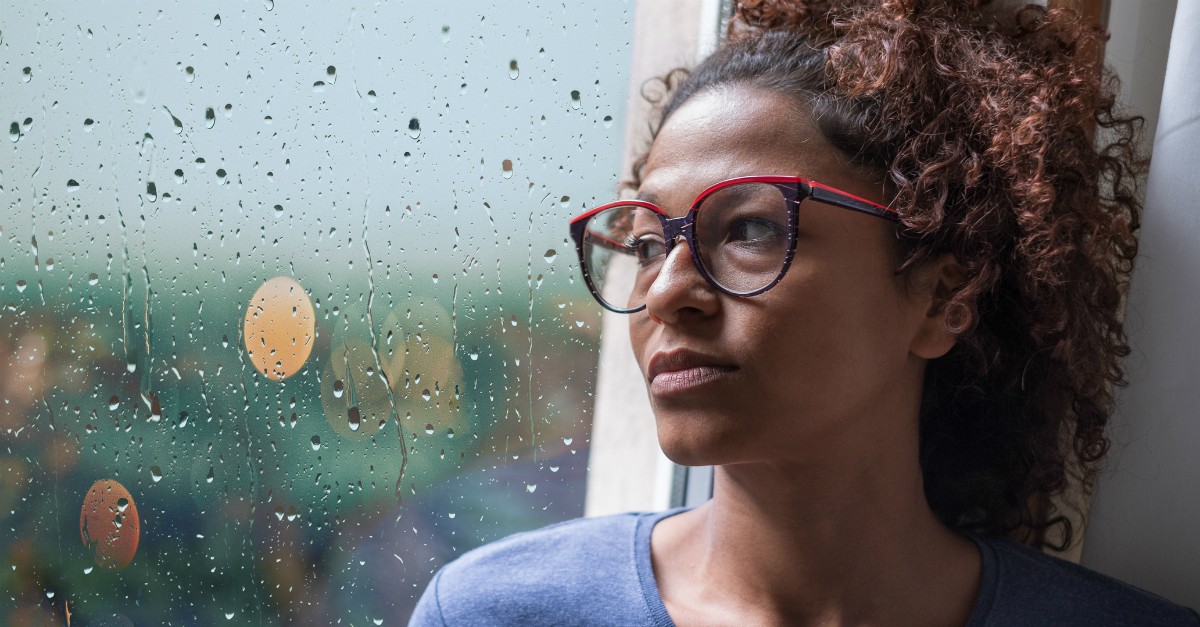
[1,2,630,623]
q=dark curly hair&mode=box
[629,0,1145,552]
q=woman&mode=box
[410,1,1200,624]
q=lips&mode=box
[646,349,739,395]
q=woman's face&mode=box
[631,86,937,466]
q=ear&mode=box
[909,253,968,360]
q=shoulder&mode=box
[409,513,659,626]
[971,533,1200,626]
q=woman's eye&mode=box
[626,235,666,264]
[727,217,787,245]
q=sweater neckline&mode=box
[632,507,997,627]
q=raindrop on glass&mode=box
[205,107,216,129]
[311,435,321,451]
[407,118,421,139]
[150,466,162,482]
[502,159,513,179]
[570,90,581,110]
[543,249,557,263]
[508,60,519,80]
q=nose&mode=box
[642,235,720,324]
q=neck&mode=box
[653,411,981,626]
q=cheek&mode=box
[753,268,909,390]
[627,314,654,371]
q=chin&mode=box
[655,417,748,467]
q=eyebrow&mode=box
[634,190,660,205]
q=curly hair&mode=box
[629,0,1145,552]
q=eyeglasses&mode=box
[569,175,898,314]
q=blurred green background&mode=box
[0,1,632,624]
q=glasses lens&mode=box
[581,205,665,312]
[694,182,793,294]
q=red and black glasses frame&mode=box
[568,175,899,314]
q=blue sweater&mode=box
[409,508,1199,626]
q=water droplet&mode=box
[347,406,360,431]
[543,249,557,263]
[570,90,581,110]
[407,118,421,139]
[84,117,95,131]
[562,437,573,446]
[501,159,514,179]
[213,13,221,26]
[15,280,26,293]
[273,204,283,214]
[431,274,439,284]
[184,66,195,83]
[145,182,157,202]
[326,65,336,78]
[446,428,455,439]
[310,435,321,451]
[603,115,613,128]
[206,467,214,483]
[205,107,215,129]
[150,466,162,482]
[525,484,537,494]
[559,195,571,208]
[333,379,344,398]
[441,25,451,42]
[312,81,326,93]
[424,423,435,435]
[174,168,184,183]
[421,389,431,401]
[508,59,519,80]
[8,122,19,142]
[469,347,479,361]
[67,179,79,192]
[21,67,31,82]
[108,396,119,410]
[88,273,99,285]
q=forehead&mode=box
[639,86,871,208]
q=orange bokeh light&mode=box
[244,276,316,381]
[79,479,140,569]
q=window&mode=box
[2,2,632,623]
